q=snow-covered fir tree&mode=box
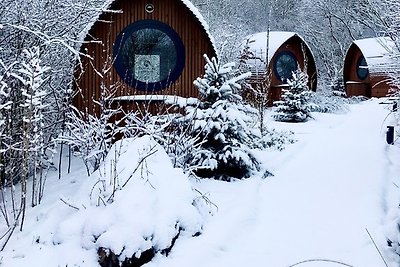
[184,55,261,180]
[273,69,314,122]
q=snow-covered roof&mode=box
[353,37,395,70]
[175,0,217,53]
[244,32,297,63]
[242,31,310,75]
[77,0,216,54]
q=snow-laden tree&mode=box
[273,69,314,122]
[183,55,261,180]
[0,0,110,184]
[0,0,117,163]
[0,59,14,178]
[296,0,371,89]
[0,46,51,248]
[15,47,51,208]
[193,0,376,89]
[0,0,119,248]
[378,0,400,91]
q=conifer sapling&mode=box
[273,69,314,122]
[184,55,262,180]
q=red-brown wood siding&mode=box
[248,36,317,105]
[344,44,393,98]
[74,0,216,116]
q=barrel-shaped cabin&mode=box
[343,37,396,97]
[240,31,317,105]
[74,0,216,116]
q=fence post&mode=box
[387,126,394,145]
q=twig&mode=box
[193,188,219,212]
[59,198,79,211]
[120,147,158,189]
[97,196,106,207]
[89,179,106,204]
[0,224,17,251]
[58,141,63,179]
[366,228,389,267]
[106,146,158,203]
[0,227,12,242]
[288,259,355,267]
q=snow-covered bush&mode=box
[308,92,348,113]
[273,69,315,122]
[119,106,202,175]
[307,90,368,114]
[255,128,296,151]
[53,136,208,266]
[60,107,118,175]
[182,55,262,180]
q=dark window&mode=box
[274,51,298,82]
[113,20,185,91]
[356,55,369,80]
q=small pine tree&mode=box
[273,69,313,122]
[184,55,261,180]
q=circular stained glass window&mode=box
[274,51,298,82]
[356,55,369,80]
[113,20,185,91]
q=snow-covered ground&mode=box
[1,98,399,267]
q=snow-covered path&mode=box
[149,99,394,267]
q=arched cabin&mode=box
[343,37,396,97]
[74,0,216,116]
[240,31,317,105]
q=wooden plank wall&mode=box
[74,0,216,116]
[250,36,317,105]
[346,82,370,97]
[343,45,364,84]
[344,44,391,98]
[269,36,317,91]
[370,76,393,97]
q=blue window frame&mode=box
[356,55,369,80]
[274,51,298,82]
[113,20,185,91]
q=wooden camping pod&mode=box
[241,31,317,105]
[343,37,396,98]
[74,0,216,116]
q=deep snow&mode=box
[146,98,396,267]
[1,98,399,267]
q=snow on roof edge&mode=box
[244,31,297,64]
[352,37,396,69]
[179,0,218,57]
[76,1,118,50]
[242,31,315,75]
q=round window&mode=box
[113,20,185,91]
[356,55,369,80]
[274,51,298,82]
